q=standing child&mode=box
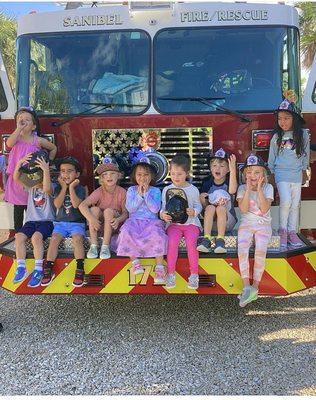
[268,98,310,248]
[41,156,87,287]
[237,154,274,307]
[79,156,128,259]
[116,157,168,283]
[197,148,237,253]
[4,107,57,230]
[12,151,55,287]
[160,154,202,290]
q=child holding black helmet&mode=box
[12,151,55,287]
[5,106,56,230]
[160,154,202,290]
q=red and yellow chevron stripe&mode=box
[0,251,315,295]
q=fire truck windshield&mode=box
[154,26,300,114]
[17,30,150,115]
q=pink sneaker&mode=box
[278,228,287,249]
[288,231,303,247]
[132,262,144,275]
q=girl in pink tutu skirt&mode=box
[116,157,168,283]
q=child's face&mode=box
[278,111,293,132]
[16,112,36,133]
[245,166,265,190]
[59,163,80,185]
[135,166,152,187]
[100,170,120,188]
[170,164,188,187]
[210,159,229,182]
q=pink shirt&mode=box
[4,134,40,205]
[87,185,126,213]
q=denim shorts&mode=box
[19,221,54,240]
[53,221,86,238]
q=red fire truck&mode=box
[0,1,315,295]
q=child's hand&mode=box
[138,184,149,196]
[228,154,236,172]
[186,208,195,217]
[19,153,32,166]
[35,157,50,172]
[161,211,172,223]
[58,176,68,189]
[257,176,265,191]
[200,193,209,206]
[302,170,308,185]
[246,176,252,191]
[89,216,101,232]
[217,197,229,206]
[110,217,120,230]
[69,179,80,189]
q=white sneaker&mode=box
[87,244,98,259]
[99,244,111,259]
[166,273,176,289]
[187,274,199,290]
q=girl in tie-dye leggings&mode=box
[237,154,274,307]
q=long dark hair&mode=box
[275,111,305,157]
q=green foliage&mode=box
[296,1,316,70]
[0,12,17,90]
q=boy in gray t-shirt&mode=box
[12,151,55,288]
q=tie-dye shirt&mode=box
[237,183,274,224]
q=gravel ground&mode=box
[0,288,315,395]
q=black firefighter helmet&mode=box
[165,188,189,224]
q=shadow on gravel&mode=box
[0,289,315,396]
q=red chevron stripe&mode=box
[0,255,14,281]
[287,254,316,289]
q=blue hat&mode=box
[275,98,305,124]
[241,154,269,172]
[209,148,230,162]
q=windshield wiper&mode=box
[52,101,146,127]
[158,96,253,123]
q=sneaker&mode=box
[187,274,199,290]
[288,231,303,247]
[197,237,212,253]
[73,269,85,287]
[214,237,227,254]
[239,286,258,307]
[165,273,176,289]
[278,228,287,249]
[87,244,98,259]
[41,265,55,286]
[99,244,111,259]
[27,270,43,288]
[154,265,166,284]
[131,262,144,275]
[13,266,28,284]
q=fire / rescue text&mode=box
[63,14,123,27]
[180,10,268,23]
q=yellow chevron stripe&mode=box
[42,260,76,294]
[100,261,134,294]
[199,259,243,294]
[265,259,306,293]
[305,251,316,272]
[3,259,35,292]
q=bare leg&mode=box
[46,233,63,262]
[103,208,115,245]
[15,232,28,260]
[216,206,227,237]
[72,234,85,259]
[155,256,164,265]
[89,207,101,245]
[204,205,216,235]
[31,231,44,260]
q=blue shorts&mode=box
[19,221,54,240]
[53,221,86,238]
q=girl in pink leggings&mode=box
[160,154,202,290]
[237,154,274,307]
